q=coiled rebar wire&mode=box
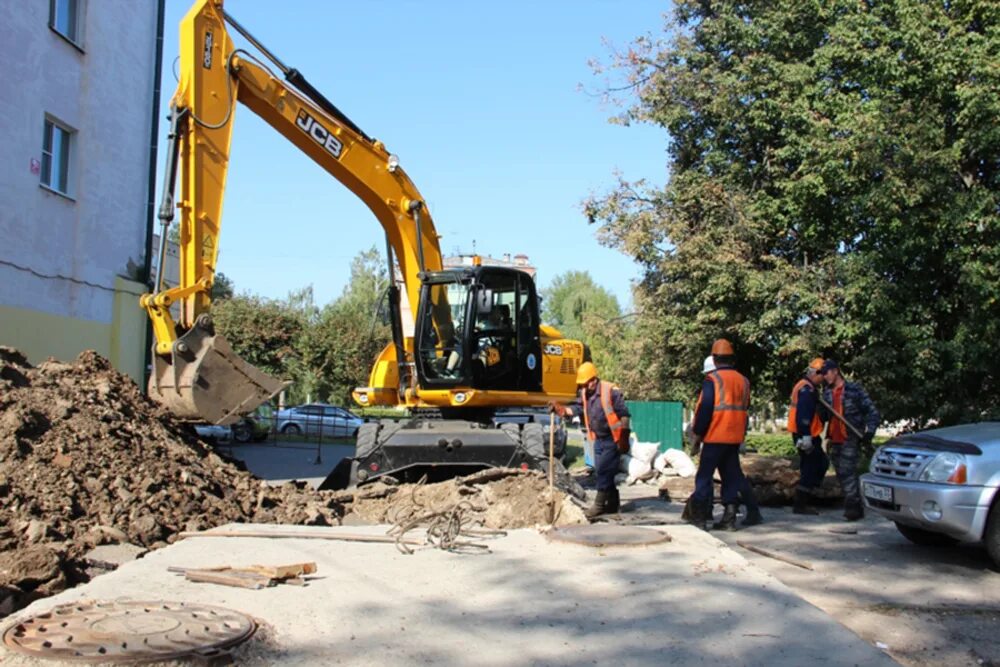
[386,477,506,554]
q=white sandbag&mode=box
[663,448,697,478]
[630,440,660,466]
[626,457,654,484]
[653,452,670,473]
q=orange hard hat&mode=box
[576,361,598,386]
[808,357,824,371]
[711,338,734,356]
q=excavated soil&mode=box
[0,347,577,618]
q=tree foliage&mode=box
[542,270,632,384]
[587,0,1000,424]
[210,248,390,406]
[300,247,391,406]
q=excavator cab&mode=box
[415,267,543,394]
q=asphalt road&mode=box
[614,481,1000,667]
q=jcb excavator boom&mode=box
[146,0,587,496]
[143,0,443,423]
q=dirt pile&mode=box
[0,347,577,617]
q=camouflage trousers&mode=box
[828,437,861,505]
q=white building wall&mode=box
[0,1,160,369]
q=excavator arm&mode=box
[142,0,444,423]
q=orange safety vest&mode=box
[828,384,847,442]
[786,379,823,437]
[581,380,625,446]
[703,368,750,445]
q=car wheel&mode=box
[232,421,253,444]
[985,497,1000,569]
[282,423,302,436]
[894,522,959,547]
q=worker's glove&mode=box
[616,429,632,454]
[739,441,747,455]
[547,401,568,418]
[690,440,702,458]
[795,435,814,455]
[861,431,874,448]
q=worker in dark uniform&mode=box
[688,339,751,531]
[787,357,829,515]
[818,359,880,521]
[550,362,630,519]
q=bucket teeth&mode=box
[148,318,286,425]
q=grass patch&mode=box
[564,444,585,470]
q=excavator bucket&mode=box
[148,315,287,425]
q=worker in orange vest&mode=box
[688,339,751,531]
[787,357,829,515]
[696,354,762,527]
[550,362,631,519]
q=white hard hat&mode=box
[702,355,716,374]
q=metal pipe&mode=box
[221,9,288,74]
[153,107,184,293]
[411,200,426,273]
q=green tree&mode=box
[586,1,1000,424]
[210,272,235,300]
[210,294,304,383]
[542,271,633,388]
[299,247,391,405]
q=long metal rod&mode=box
[154,107,184,293]
[816,393,866,439]
[222,9,288,74]
[411,201,426,273]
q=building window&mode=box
[49,0,81,45]
[41,118,74,196]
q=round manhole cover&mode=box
[546,525,672,547]
[3,600,256,663]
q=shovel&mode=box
[816,393,866,440]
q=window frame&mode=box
[48,0,84,51]
[40,116,75,199]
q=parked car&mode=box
[275,403,363,438]
[194,406,272,444]
[861,422,1000,566]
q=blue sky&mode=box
[158,1,669,309]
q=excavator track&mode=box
[321,418,584,499]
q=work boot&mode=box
[793,489,819,516]
[844,499,864,522]
[742,505,763,527]
[605,487,620,513]
[685,498,710,531]
[585,491,608,519]
[713,503,738,531]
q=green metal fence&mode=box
[626,401,684,452]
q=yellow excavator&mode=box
[142,0,588,492]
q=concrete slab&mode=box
[1,524,896,666]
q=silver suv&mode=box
[861,422,1000,566]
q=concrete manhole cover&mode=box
[3,600,256,663]
[545,525,672,547]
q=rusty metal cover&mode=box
[545,525,672,547]
[3,600,255,663]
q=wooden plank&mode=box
[178,530,422,546]
[736,540,815,571]
[182,569,273,589]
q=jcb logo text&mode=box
[296,110,343,158]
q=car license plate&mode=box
[863,482,893,503]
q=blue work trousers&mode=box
[693,443,742,505]
[594,437,620,492]
[793,435,829,492]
